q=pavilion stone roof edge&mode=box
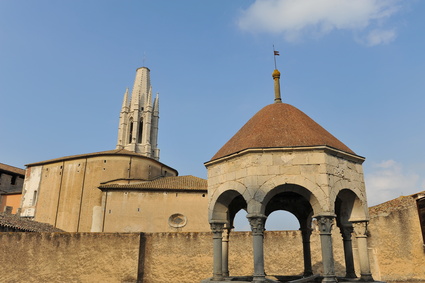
[25,149,177,174]
[204,145,365,167]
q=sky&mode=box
[0,0,424,230]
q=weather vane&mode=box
[273,45,280,69]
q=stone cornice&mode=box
[205,145,365,167]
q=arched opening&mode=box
[334,189,369,279]
[233,209,250,231]
[210,190,248,279]
[138,119,143,143]
[263,184,316,278]
[265,210,300,231]
[264,186,315,231]
[128,118,133,143]
[211,190,246,224]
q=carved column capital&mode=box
[247,214,267,236]
[352,221,368,238]
[210,222,225,237]
[316,215,335,235]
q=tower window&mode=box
[138,120,143,143]
[129,119,134,142]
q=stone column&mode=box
[248,214,267,283]
[340,225,357,278]
[317,215,337,283]
[300,227,313,277]
[211,222,225,281]
[222,227,231,277]
[353,221,374,282]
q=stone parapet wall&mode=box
[0,232,141,283]
[368,196,425,282]
[0,230,366,283]
[1,205,424,283]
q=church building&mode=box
[19,67,209,233]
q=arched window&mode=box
[138,119,143,143]
[128,118,133,143]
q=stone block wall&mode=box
[1,202,424,283]
[0,233,141,283]
[368,196,425,282]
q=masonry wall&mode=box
[0,230,379,283]
[368,197,425,282]
[1,201,424,283]
[103,190,209,232]
[0,233,141,283]
[20,154,177,232]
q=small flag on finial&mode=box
[273,45,280,69]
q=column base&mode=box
[359,273,374,282]
[345,272,357,279]
[322,276,338,283]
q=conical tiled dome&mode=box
[211,103,354,160]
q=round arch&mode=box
[208,180,249,224]
[262,184,316,229]
[256,175,325,215]
[334,188,368,224]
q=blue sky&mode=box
[1,1,424,229]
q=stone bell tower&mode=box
[116,67,160,160]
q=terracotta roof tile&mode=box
[0,213,63,232]
[0,163,25,176]
[99,175,207,192]
[211,103,355,160]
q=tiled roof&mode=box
[0,163,25,176]
[211,103,355,161]
[0,213,63,232]
[25,149,176,172]
[99,175,207,192]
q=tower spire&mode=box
[116,66,160,160]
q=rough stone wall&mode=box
[1,209,424,283]
[0,230,358,283]
[0,233,141,283]
[368,196,425,282]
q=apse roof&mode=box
[99,175,207,192]
[211,102,355,161]
[25,149,176,173]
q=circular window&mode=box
[168,213,187,228]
